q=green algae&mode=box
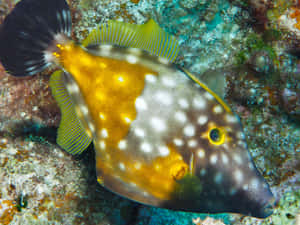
[234,33,277,66]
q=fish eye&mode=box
[208,127,225,145]
[210,128,220,141]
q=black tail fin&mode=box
[0,0,71,76]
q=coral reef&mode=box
[134,206,230,225]
[232,190,300,225]
[193,217,226,225]
[0,136,137,225]
[0,66,60,131]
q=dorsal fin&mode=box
[82,19,179,62]
[82,20,137,48]
[182,68,232,113]
[49,70,92,155]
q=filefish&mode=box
[0,0,275,218]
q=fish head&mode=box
[160,76,275,218]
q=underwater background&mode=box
[0,0,299,224]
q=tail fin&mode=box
[0,0,71,76]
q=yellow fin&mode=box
[49,70,92,155]
[133,19,179,62]
[82,19,179,62]
[82,20,137,48]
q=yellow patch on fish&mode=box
[56,42,156,145]
[96,144,188,200]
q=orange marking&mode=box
[95,144,188,200]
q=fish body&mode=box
[0,0,275,218]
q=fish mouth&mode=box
[260,196,276,218]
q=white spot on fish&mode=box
[174,111,187,123]
[134,162,141,170]
[197,149,205,158]
[174,138,184,146]
[124,117,132,123]
[229,188,237,195]
[188,139,197,147]
[100,140,106,150]
[67,83,79,94]
[193,96,206,109]
[126,55,138,64]
[158,57,169,64]
[214,172,223,184]
[178,98,189,109]
[225,114,237,123]
[162,76,176,87]
[158,146,170,156]
[129,182,137,187]
[213,105,223,114]
[101,45,113,52]
[204,92,214,100]
[233,153,242,165]
[118,140,127,150]
[234,169,243,183]
[88,123,95,134]
[210,154,218,164]
[134,127,145,137]
[243,184,249,191]
[135,97,148,111]
[223,143,229,150]
[145,74,157,83]
[250,178,259,189]
[200,168,206,176]
[221,153,229,164]
[248,162,254,170]
[81,105,89,116]
[238,140,246,148]
[141,142,152,153]
[119,163,125,171]
[197,115,208,125]
[150,117,166,132]
[99,113,105,120]
[237,131,245,139]
[100,129,108,138]
[155,91,173,105]
[183,124,195,137]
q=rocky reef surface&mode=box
[0,0,299,225]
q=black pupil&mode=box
[210,128,220,142]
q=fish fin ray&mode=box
[0,0,71,76]
[82,19,179,62]
[133,19,179,62]
[82,20,137,47]
[49,70,92,155]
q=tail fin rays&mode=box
[0,0,71,76]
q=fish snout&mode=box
[252,186,276,218]
[244,177,275,218]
